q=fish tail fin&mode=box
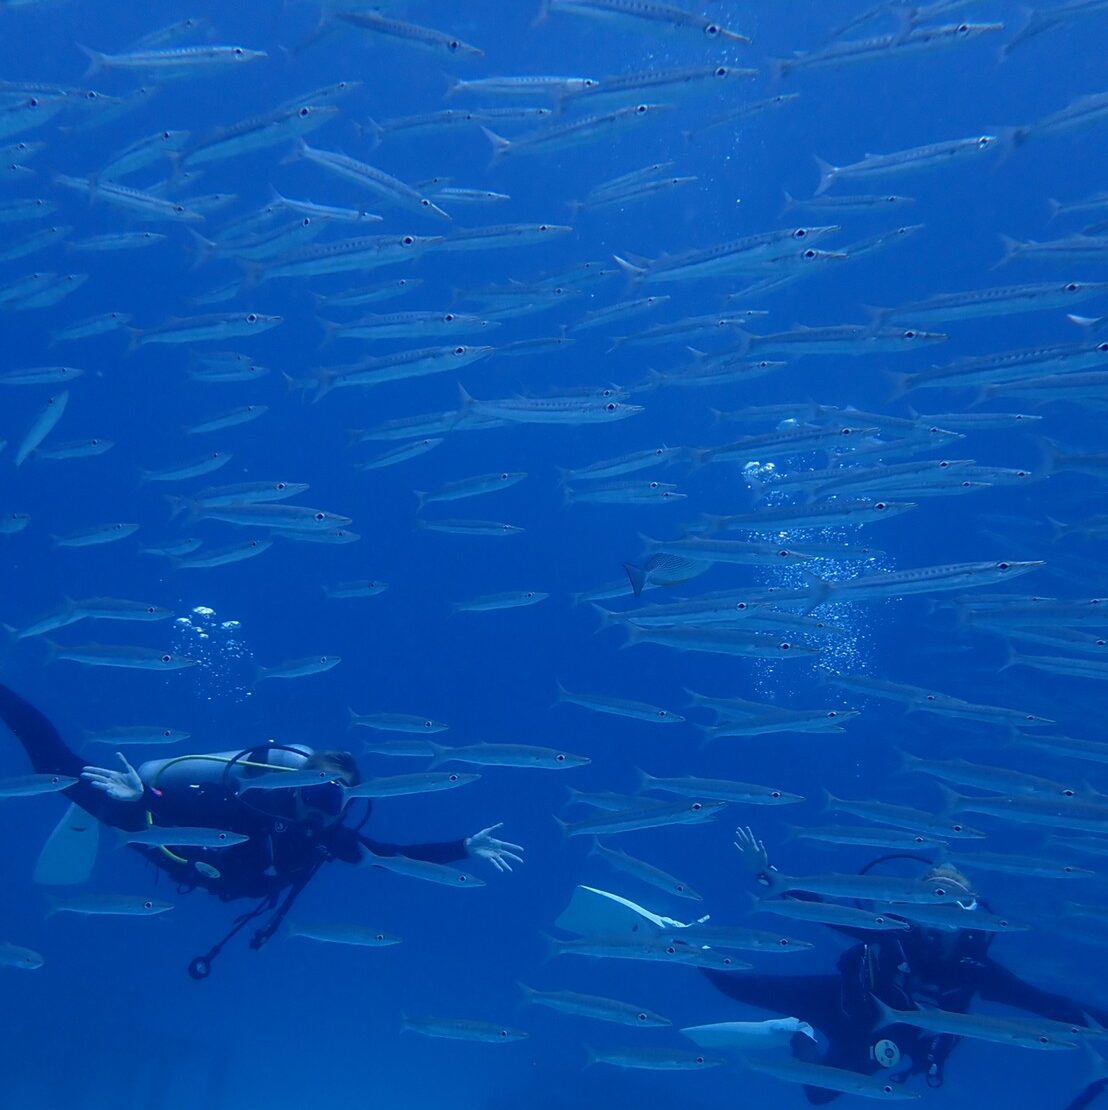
[813,155,837,196]
[456,383,475,411]
[622,562,647,598]
[800,571,832,615]
[311,369,337,403]
[554,678,569,703]
[317,319,341,349]
[994,125,1030,166]
[481,127,511,167]
[612,254,647,280]
[163,495,193,523]
[516,980,537,1004]
[635,767,655,792]
[354,117,385,150]
[871,995,897,1029]
[767,57,791,83]
[994,233,1024,269]
[537,932,560,964]
[76,44,106,79]
[552,815,569,839]
[590,604,622,633]
[185,229,218,269]
[237,259,264,290]
[531,0,551,29]
[279,137,309,167]
[124,326,142,355]
[780,190,798,217]
[41,638,60,664]
[619,623,643,651]
[293,12,335,55]
[1045,515,1069,543]
[935,783,966,816]
[1045,197,1062,222]
[999,642,1020,673]
[1032,434,1061,477]
[425,742,447,769]
[413,490,427,512]
[885,370,913,402]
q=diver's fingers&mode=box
[489,855,506,873]
[498,858,514,873]
[495,839,525,853]
[81,766,113,777]
[475,822,503,839]
[115,752,139,776]
[500,851,524,866]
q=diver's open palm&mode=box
[466,823,524,873]
[81,753,143,802]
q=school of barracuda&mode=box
[2,0,1108,1100]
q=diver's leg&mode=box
[0,682,135,825]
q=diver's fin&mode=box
[34,801,99,886]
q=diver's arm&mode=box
[973,957,1108,1028]
[1063,1079,1108,1110]
[352,823,524,870]
[735,826,870,940]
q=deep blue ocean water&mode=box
[0,1,1106,1106]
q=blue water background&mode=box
[0,1,1105,1106]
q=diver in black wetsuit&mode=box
[0,683,524,977]
[705,828,1108,1106]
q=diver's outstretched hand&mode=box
[734,826,773,879]
[465,823,524,873]
[81,753,143,802]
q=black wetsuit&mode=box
[705,899,1108,1105]
[0,683,467,902]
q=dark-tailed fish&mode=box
[84,726,190,747]
[518,983,670,1026]
[344,772,480,799]
[362,850,485,888]
[0,773,77,797]
[348,710,448,733]
[323,580,388,598]
[287,921,400,947]
[416,520,524,536]
[873,998,1079,1051]
[557,799,726,837]
[638,770,803,806]
[555,681,684,723]
[0,942,44,969]
[53,523,140,548]
[47,643,196,671]
[452,590,549,613]
[430,742,589,770]
[586,1047,724,1070]
[401,1017,526,1042]
[122,826,248,849]
[46,894,176,917]
[742,1055,920,1100]
[589,840,702,900]
[255,656,341,682]
[15,391,68,467]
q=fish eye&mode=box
[903,329,917,338]
[443,313,456,321]
[218,832,228,841]
[162,730,172,738]
[1098,343,1108,352]
[691,802,702,811]
[402,236,415,245]
[803,248,817,258]
[649,481,660,489]
[420,198,431,208]
[298,106,310,117]
[606,402,617,412]
[174,205,185,214]
[779,642,791,650]
[778,549,791,557]
[458,874,468,882]
[539,224,549,231]
[884,1086,894,1095]
[1065,282,1079,291]
[376,933,385,941]
[28,97,38,107]
[448,773,459,782]
[526,592,535,599]
[704,23,721,36]
[997,562,1011,570]
[953,824,964,832]
[736,602,747,610]
[876,915,887,924]
[160,654,172,664]
[1039,1036,1049,1045]
[637,1013,648,1022]
[658,710,668,718]
[841,427,853,435]
[771,790,782,799]
[957,22,970,32]
[978,136,992,147]
[666,945,677,955]
[454,346,465,354]
[318,656,327,663]
[635,104,648,113]
[146,606,156,613]
[144,900,154,909]
[448,40,461,51]
[793,228,808,239]
[314,512,325,521]
[234,47,244,56]
[828,711,838,718]
[1064,865,1074,872]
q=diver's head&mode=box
[925,863,976,908]
[295,750,361,825]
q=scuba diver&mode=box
[705,827,1108,1105]
[0,683,524,979]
